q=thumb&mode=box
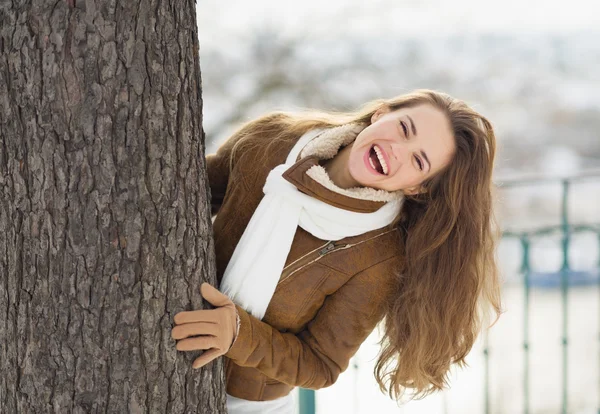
[200,282,232,307]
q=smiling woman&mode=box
[174,89,502,413]
[321,103,456,194]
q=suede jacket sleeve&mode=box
[205,133,241,217]
[224,256,399,390]
[205,113,286,216]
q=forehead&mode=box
[393,104,455,173]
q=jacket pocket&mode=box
[277,240,353,287]
[277,229,397,287]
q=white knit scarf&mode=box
[219,124,404,320]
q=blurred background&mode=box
[196,1,600,413]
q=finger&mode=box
[192,348,222,369]
[173,309,219,325]
[171,321,220,340]
[200,283,233,308]
[176,335,219,352]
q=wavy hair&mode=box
[225,89,503,400]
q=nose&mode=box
[389,142,409,164]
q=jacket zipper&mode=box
[277,228,396,286]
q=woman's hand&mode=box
[171,282,238,369]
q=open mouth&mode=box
[369,145,386,175]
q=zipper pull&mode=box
[319,242,335,255]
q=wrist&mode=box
[230,306,241,347]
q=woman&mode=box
[171,89,503,413]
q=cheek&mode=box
[392,165,414,181]
[389,170,422,191]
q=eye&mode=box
[400,121,408,138]
[414,155,423,171]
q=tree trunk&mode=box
[0,0,226,412]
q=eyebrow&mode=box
[407,115,431,172]
[420,150,431,172]
[407,115,417,137]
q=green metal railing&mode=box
[299,388,315,414]
[497,174,600,414]
[298,171,600,414]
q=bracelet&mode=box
[231,307,241,347]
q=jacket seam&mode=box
[258,375,266,400]
[317,229,398,276]
[350,253,399,278]
[318,261,351,275]
[281,240,330,273]
[291,273,328,322]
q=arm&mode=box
[205,113,288,216]
[224,256,400,389]
[205,136,241,217]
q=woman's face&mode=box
[349,103,456,194]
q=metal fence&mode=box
[298,171,600,414]
[496,173,600,414]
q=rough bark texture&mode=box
[0,0,226,412]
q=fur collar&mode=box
[299,124,404,202]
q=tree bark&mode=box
[0,0,226,412]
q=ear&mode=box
[371,105,391,124]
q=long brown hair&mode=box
[226,89,503,400]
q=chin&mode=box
[368,183,388,191]
[356,177,382,190]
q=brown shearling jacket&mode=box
[206,124,403,401]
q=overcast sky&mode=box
[197,0,600,45]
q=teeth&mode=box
[369,156,377,171]
[373,145,388,175]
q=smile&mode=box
[364,145,388,175]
